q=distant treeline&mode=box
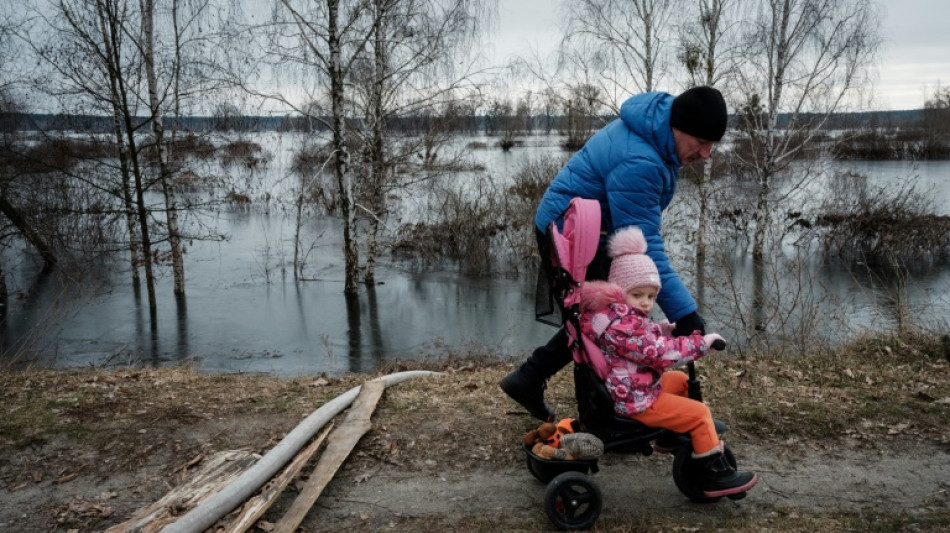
[3,109,925,135]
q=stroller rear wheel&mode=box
[671,444,739,503]
[543,471,603,530]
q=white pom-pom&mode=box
[608,227,647,258]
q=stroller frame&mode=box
[540,197,669,451]
[525,198,745,530]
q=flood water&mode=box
[2,133,949,376]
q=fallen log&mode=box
[102,450,260,533]
[220,423,334,533]
[159,370,440,533]
[272,379,385,533]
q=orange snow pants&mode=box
[628,370,720,455]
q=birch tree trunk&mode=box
[327,0,360,294]
[690,0,733,285]
[107,0,157,310]
[96,2,141,286]
[141,0,186,296]
[362,0,390,286]
[680,0,738,306]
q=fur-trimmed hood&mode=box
[579,280,627,312]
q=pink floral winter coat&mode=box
[578,281,708,416]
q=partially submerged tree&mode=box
[236,0,493,289]
[699,0,881,345]
[256,0,376,293]
[22,0,220,311]
[343,0,493,284]
[677,0,740,302]
[0,11,59,273]
[730,0,881,263]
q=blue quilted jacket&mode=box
[534,91,696,322]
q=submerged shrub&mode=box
[171,134,216,160]
[390,181,502,275]
[16,137,117,173]
[815,171,950,268]
[389,155,567,276]
[289,143,338,213]
[560,133,588,151]
[290,142,334,177]
[507,156,561,203]
[220,139,269,169]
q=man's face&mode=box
[672,127,715,166]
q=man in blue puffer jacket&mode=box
[501,86,729,421]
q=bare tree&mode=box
[23,0,221,311]
[251,0,377,293]
[57,0,161,309]
[561,0,681,111]
[561,82,602,150]
[139,0,192,296]
[731,0,881,263]
[347,0,493,284]
[677,0,740,301]
[0,10,59,271]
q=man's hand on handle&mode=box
[671,311,706,337]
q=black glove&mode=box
[671,311,706,337]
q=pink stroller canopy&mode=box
[548,198,610,379]
[549,198,601,309]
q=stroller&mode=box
[524,197,747,530]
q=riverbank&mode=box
[1,333,949,531]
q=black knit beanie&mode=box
[670,86,728,142]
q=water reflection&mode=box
[1,134,948,375]
[175,294,189,361]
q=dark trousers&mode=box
[521,229,611,382]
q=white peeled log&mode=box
[160,370,441,533]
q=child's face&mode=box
[624,286,658,315]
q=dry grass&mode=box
[699,332,950,447]
[3,334,948,471]
[1,333,948,531]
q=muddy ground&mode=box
[1,353,948,532]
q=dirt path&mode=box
[4,438,947,532]
[2,363,949,532]
[309,441,950,530]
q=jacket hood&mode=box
[579,281,627,312]
[619,92,679,166]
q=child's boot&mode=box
[693,443,758,498]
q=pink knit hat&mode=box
[607,227,660,292]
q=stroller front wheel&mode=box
[543,471,603,530]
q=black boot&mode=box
[695,445,757,498]
[500,329,571,421]
[500,367,555,421]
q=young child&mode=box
[578,226,757,498]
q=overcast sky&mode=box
[488,0,949,111]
